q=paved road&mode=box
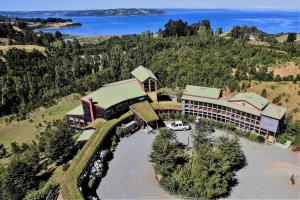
[96,128,300,199]
[96,130,173,199]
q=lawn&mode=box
[0,94,81,149]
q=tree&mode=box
[149,129,182,176]
[38,120,75,163]
[287,33,297,43]
[163,19,188,37]
[55,31,63,40]
[261,88,268,98]
[192,124,213,149]
[216,136,246,170]
[2,148,39,200]
[215,27,222,36]
[10,142,22,154]
[0,144,7,158]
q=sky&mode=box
[1,0,299,11]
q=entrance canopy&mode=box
[130,101,159,123]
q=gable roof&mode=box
[81,79,146,109]
[183,85,222,99]
[262,104,287,120]
[229,93,269,110]
[131,66,158,83]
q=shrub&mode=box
[115,126,123,138]
[62,163,70,171]
[225,123,236,131]
[180,114,187,121]
[261,88,268,98]
[249,133,258,141]
[186,115,196,122]
[272,95,281,104]
[256,135,265,143]
[233,129,244,137]
[169,113,175,119]
[88,177,96,189]
[0,143,7,158]
[285,98,289,103]
[159,113,166,120]
[174,112,181,119]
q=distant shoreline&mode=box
[0,8,166,17]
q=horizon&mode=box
[1,0,300,12]
[0,8,299,12]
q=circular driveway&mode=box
[96,130,173,199]
[96,128,300,199]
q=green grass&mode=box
[0,94,81,149]
[130,101,159,122]
[151,101,181,111]
[76,35,114,44]
[61,111,133,200]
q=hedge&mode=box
[201,119,265,143]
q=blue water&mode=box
[39,9,300,36]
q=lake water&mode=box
[38,9,300,36]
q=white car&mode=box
[167,121,191,131]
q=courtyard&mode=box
[96,126,300,199]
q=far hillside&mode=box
[224,81,300,121]
[275,34,300,43]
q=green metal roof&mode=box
[130,101,159,122]
[76,129,95,142]
[229,93,269,110]
[262,104,287,120]
[131,66,158,83]
[66,105,84,116]
[82,79,146,109]
[181,94,261,116]
[183,85,222,99]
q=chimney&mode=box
[88,98,95,122]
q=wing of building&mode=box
[66,66,159,129]
[181,85,287,138]
[66,66,287,142]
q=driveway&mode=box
[96,130,173,199]
[96,128,300,199]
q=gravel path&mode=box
[96,127,300,199]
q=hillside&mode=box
[225,81,300,121]
[0,94,81,149]
[268,61,300,77]
[275,34,300,43]
[0,44,46,53]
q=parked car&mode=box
[167,121,191,131]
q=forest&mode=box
[0,18,299,119]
